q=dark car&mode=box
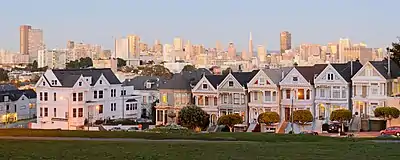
[328,123,349,133]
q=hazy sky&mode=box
[0,0,399,51]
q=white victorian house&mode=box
[247,68,291,123]
[279,65,326,121]
[217,71,258,124]
[314,61,362,122]
[32,68,142,130]
[192,74,224,125]
[351,59,400,119]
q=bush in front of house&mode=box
[258,112,280,125]
[178,105,209,131]
[147,124,190,134]
[217,114,243,132]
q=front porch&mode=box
[352,99,385,119]
[248,105,279,124]
[315,102,348,122]
[155,106,182,125]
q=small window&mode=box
[73,93,77,101]
[53,93,57,101]
[202,84,208,89]
[99,90,104,98]
[99,80,103,84]
[126,104,129,110]
[94,91,98,99]
[44,108,48,117]
[73,108,77,117]
[228,81,234,87]
[146,82,152,89]
[54,108,57,117]
[98,105,103,114]
[42,81,45,86]
[327,73,334,81]
[79,81,82,86]
[40,107,43,117]
[78,108,83,117]
[44,92,48,101]
[293,77,298,82]
[78,92,83,101]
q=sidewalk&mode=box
[320,132,380,138]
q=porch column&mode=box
[162,110,165,124]
[203,95,206,106]
[155,109,158,122]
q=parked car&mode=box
[380,126,400,136]
[110,127,123,131]
[127,127,139,132]
[328,123,349,133]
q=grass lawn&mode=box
[0,129,353,142]
[0,140,399,159]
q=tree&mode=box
[182,65,196,72]
[374,107,400,127]
[258,112,280,125]
[222,67,232,75]
[167,111,177,124]
[330,109,352,133]
[218,114,243,132]
[291,110,313,131]
[141,65,172,79]
[117,58,126,68]
[389,42,400,66]
[178,105,209,130]
[66,57,93,69]
[0,69,9,82]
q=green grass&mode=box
[0,140,399,159]
[0,129,351,142]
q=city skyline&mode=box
[0,0,399,51]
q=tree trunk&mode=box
[387,118,392,128]
[341,122,345,133]
[229,127,233,132]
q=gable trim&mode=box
[351,62,386,80]
[314,64,347,84]
[217,73,244,90]
[247,70,277,87]
[192,76,217,92]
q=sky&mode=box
[0,0,399,52]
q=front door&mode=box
[285,108,290,121]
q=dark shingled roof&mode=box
[296,64,327,84]
[52,68,121,87]
[0,89,36,102]
[122,76,167,90]
[0,84,18,92]
[159,69,212,90]
[369,59,400,79]
[331,61,363,82]
[205,75,225,89]
[231,70,259,88]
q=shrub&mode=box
[330,109,352,133]
[258,112,280,125]
[147,124,190,134]
[217,114,243,132]
[290,110,313,131]
[178,105,209,130]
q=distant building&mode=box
[93,58,118,73]
[280,31,292,54]
[0,89,37,122]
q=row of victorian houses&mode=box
[156,59,400,132]
[31,58,400,131]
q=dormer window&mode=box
[51,80,58,85]
[99,80,103,84]
[327,73,334,81]
[79,81,82,86]
[202,84,208,89]
[293,77,298,82]
[228,81,234,87]
[42,81,45,86]
[4,96,9,102]
[259,78,265,85]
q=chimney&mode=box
[281,71,285,79]
[350,60,353,76]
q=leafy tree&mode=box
[222,67,232,75]
[290,110,313,131]
[389,42,400,66]
[178,105,209,130]
[217,114,243,132]
[32,60,38,70]
[182,65,196,72]
[141,65,172,79]
[66,57,93,69]
[330,109,352,133]
[0,69,9,82]
[374,107,400,127]
[31,74,41,83]
[167,111,177,124]
[258,112,280,125]
[117,58,126,67]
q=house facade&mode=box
[279,65,326,121]
[217,71,258,124]
[155,69,211,125]
[314,61,362,121]
[247,68,290,123]
[351,59,400,119]
[32,68,142,130]
[0,89,37,122]
[192,74,224,125]
[123,76,167,121]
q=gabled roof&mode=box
[369,59,400,79]
[231,70,259,88]
[122,76,167,90]
[331,61,363,82]
[205,75,225,89]
[0,84,18,92]
[159,69,212,90]
[296,64,327,84]
[263,67,293,84]
[52,68,121,87]
[0,89,36,102]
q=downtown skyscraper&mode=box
[20,25,45,62]
[280,31,292,54]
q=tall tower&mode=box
[173,37,183,51]
[127,35,140,58]
[249,32,253,57]
[20,25,32,55]
[227,42,236,60]
[280,31,292,54]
